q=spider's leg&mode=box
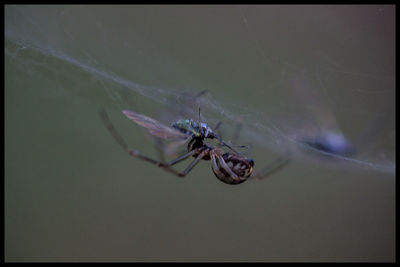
[166,149,199,166]
[100,109,205,178]
[210,152,239,180]
[210,152,223,176]
[213,120,248,154]
[178,149,209,176]
[213,122,223,148]
[253,153,291,181]
[127,147,199,178]
[100,109,130,151]
[230,119,252,152]
[217,154,239,180]
[232,120,243,145]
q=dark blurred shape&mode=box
[302,131,355,156]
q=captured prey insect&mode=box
[99,109,289,184]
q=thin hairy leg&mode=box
[217,154,239,180]
[210,152,239,180]
[253,153,291,181]
[99,109,204,177]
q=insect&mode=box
[99,109,289,184]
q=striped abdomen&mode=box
[213,153,255,185]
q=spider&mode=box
[99,109,289,184]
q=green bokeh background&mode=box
[5,5,395,262]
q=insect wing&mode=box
[122,110,188,140]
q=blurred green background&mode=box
[5,5,395,262]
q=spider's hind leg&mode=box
[252,152,291,181]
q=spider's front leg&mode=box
[99,109,209,178]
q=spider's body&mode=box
[186,134,254,184]
[214,151,255,184]
[100,109,287,185]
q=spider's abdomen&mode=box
[213,153,255,185]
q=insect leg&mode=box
[213,121,222,136]
[99,109,130,150]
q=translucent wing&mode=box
[122,110,188,140]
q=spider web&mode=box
[5,5,395,176]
